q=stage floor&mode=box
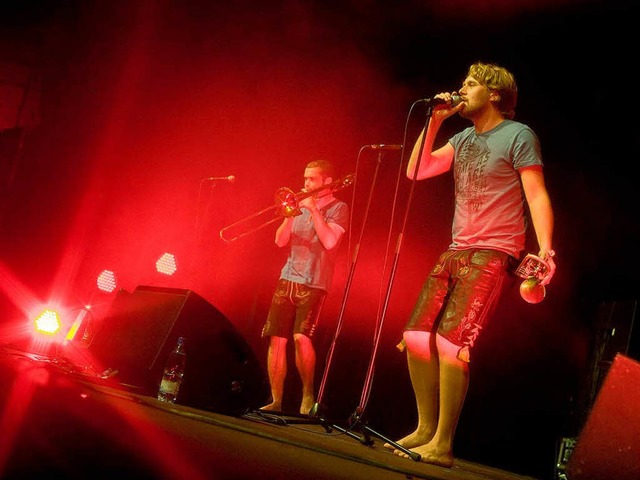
[0,345,540,480]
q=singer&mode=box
[388,62,556,467]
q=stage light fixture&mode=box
[97,270,117,293]
[156,253,177,276]
[34,309,62,336]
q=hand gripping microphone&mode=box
[421,94,462,108]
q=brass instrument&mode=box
[219,173,355,243]
[515,253,551,304]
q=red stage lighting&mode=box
[97,270,117,293]
[34,309,62,336]
[30,309,65,354]
[156,253,177,276]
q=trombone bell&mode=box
[515,253,550,304]
[519,277,546,304]
[275,187,302,218]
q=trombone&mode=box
[219,173,355,243]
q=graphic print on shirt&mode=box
[455,137,489,213]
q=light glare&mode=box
[34,309,61,335]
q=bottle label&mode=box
[159,379,179,395]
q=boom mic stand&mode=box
[310,146,384,419]
[250,131,425,462]
[302,143,417,460]
[331,103,437,462]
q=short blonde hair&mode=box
[468,62,518,119]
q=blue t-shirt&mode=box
[448,119,543,258]
[280,199,349,291]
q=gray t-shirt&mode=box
[280,199,349,291]
[448,119,543,258]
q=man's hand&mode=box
[539,250,556,286]
[430,92,465,122]
[298,191,317,212]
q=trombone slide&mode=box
[219,173,355,243]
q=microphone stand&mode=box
[310,148,384,418]
[333,104,434,462]
[250,126,428,462]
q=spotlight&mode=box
[156,253,177,276]
[30,308,64,355]
[34,309,62,336]
[97,270,117,293]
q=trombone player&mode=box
[260,160,349,415]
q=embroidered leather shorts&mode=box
[404,249,514,362]
[262,279,326,338]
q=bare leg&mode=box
[396,334,469,468]
[385,330,438,450]
[261,335,288,411]
[293,333,316,414]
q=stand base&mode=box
[346,410,421,462]
[246,407,421,462]
[246,408,333,433]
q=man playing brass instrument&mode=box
[260,160,349,415]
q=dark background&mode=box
[1,1,638,478]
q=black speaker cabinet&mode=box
[565,353,640,480]
[88,286,268,415]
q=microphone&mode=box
[205,175,236,183]
[421,94,462,108]
[368,144,403,151]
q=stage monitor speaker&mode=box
[565,353,640,480]
[88,285,269,415]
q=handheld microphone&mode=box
[421,94,463,108]
[368,144,403,151]
[205,175,236,183]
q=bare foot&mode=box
[383,429,433,450]
[259,401,282,412]
[393,442,453,468]
[300,395,315,415]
